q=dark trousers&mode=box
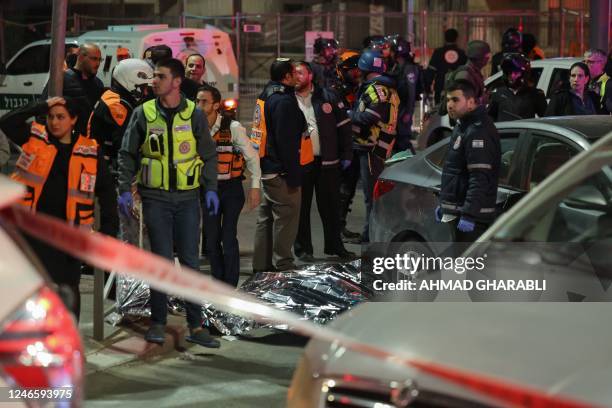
[142,196,202,328]
[359,150,385,241]
[294,160,344,256]
[339,150,361,231]
[203,179,245,287]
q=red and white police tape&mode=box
[0,202,598,408]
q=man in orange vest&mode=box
[196,84,260,286]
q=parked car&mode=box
[417,57,582,150]
[287,132,612,408]
[370,115,612,257]
[0,176,84,406]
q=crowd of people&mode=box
[0,27,611,347]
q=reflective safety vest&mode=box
[11,122,98,227]
[356,81,400,160]
[249,85,314,166]
[87,89,132,158]
[138,99,203,191]
[213,115,244,181]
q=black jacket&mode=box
[260,81,308,187]
[0,101,118,237]
[307,86,352,166]
[41,67,105,135]
[545,89,598,116]
[440,106,501,224]
[311,59,339,89]
[487,85,547,122]
[439,62,485,114]
[427,44,467,102]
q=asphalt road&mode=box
[84,183,366,407]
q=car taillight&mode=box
[0,286,83,396]
[373,179,395,201]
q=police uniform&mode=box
[311,58,340,89]
[118,95,218,330]
[392,60,422,152]
[0,101,118,318]
[351,74,400,241]
[487,85,547,122]
[439,105,501,242]
[205,112,260,287]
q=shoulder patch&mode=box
[373,85,389,102]
[472,139,484,148]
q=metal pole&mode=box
[326,12,331,32]
[235,12,241,80]
[422,10,427,64]
[276,12,281,58]
[579,11,584,56]
[179,0,186,28]
[73,13,80,35]
[93,268,104,340]
[49,0,68,97]
[559,6,565,57]
[406,0,414,42]
[590,0,610,51]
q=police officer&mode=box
[292,61,354,261]
[88,58,154,173]
[491,28,522,75]
[251,58,312,272]
[351,49,400,243]
[197,84,261,287]
[388,36,421,153]
[333,50,363,242]
[117,58,220,348]
[441,40,491,114]
[311,38,340,88]
[426,28,467,104]
[487,53,547,122]
[436,79,501,243]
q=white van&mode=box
[0,24,239,117]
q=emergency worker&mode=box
[584,48,610,114]
[88,58,154,172]
[426,28,467,104]
[351,49,399,242]
[197,84,261,287]
[491,28,522,75]
[0,97,118,319]
[440,40,491,114]
[333,51,363,242]
[311,38,340,88]
[117,58,220,348]
[487,53,547,122]
[251,58,312,272]
[436,80,501,243]
[292,61,354,261]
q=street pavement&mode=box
[81,182,366,407]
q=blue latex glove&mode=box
[205,190,220,216]
[118,192,133,218]
[457,217,475,233]
[434,206,442,222]
[341,159,351,171]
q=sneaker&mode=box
[144,324,166,344]
[186,328,221,348]
[296,253,315,263]
[342,228,361,239]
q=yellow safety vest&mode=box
[138,99,203,191]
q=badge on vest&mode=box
[179,141,191,154]
[322,103,332,114]
[80,173,96,193]
[453,135,462,150]
[253,104,262,126]
[74,145,98,156]
[472,139,484,148]
[174,125,191,132]
[16,152,35,171]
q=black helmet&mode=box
[387,35,411,58]
[501,53,530,87]
[362,35,386,50]
[502,28,522,52]
[313,37,339,55]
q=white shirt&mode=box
[209,114,261,188]
[295,86,321,156]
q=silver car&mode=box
[287,132,612,408]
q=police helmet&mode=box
[314,38,339,55]
[336,50,360,83]
[358,48,386,74]
[500,52,530,75]
[112,58,154,102]
[387,35,411,58]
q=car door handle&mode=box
[23,81,32,86]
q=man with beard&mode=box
[311,38,340,88]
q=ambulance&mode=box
[0,24,239,117]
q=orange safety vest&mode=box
[249,85,314,166]
[11,122,99,227]
[213,116,245,181]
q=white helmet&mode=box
[112,58,154,102]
